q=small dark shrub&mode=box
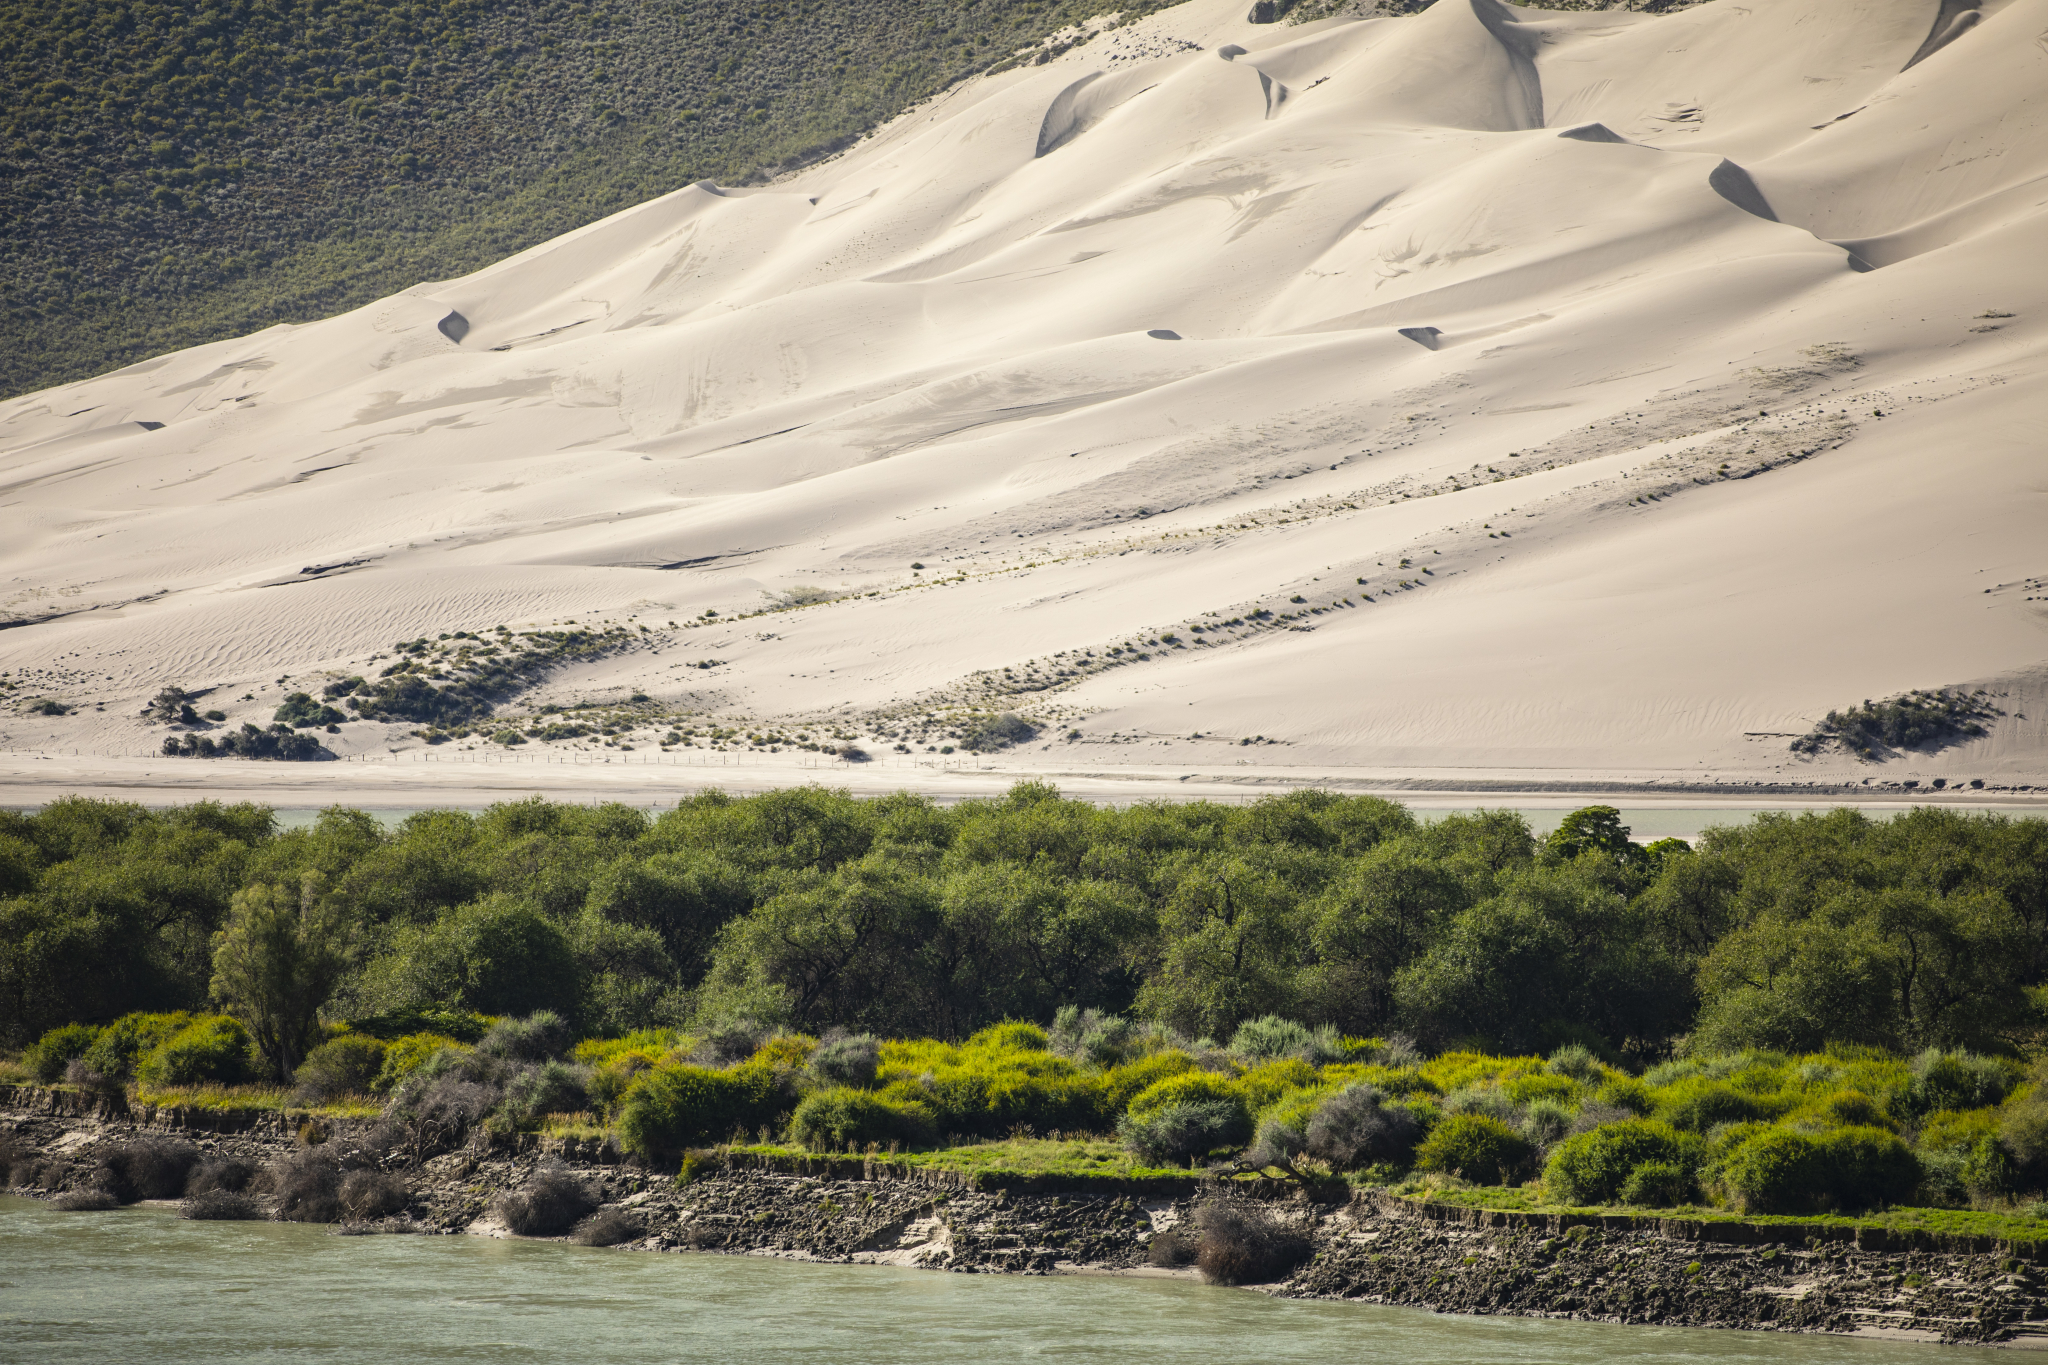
[477,1012,573,1064]
[692,1019,768,1067]
[959,713,1036,752]
[571,1207,644,1246]
[1414,1114,1533,1185]
[1192,1201,1312,1285]
[1147,1226,1197,1268]
[501,1060,590,1125]
[267,1150,343,1222]
[27,1022,101,1083]
[808,1033,881,1088]
[791,1087,935,1151]
[11,1156,64,1189]
[294,1035,390,1103]
[181,1189,262,1220]
[497,1165,597,1236]
[186,1157,257,1194]
[1306,1085,1421,1170]
[51,1188,119,1211]
[96,1137,200,1202]
[338,1169,410,1220]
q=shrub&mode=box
[1050,1006,1137,1066]
[960,713,1037,752]
[971,1021,1051,1052]
[808,1033,881,1088]
[93,1136,200,1202]
[791,1087,936,1151]
[1230,1016,1341,1063]
[52,1189,119,1211]
[1547,1043,1602,1083]
[1304,1084,1421,1170]
[1800,1089,1888,1130]
[1594,1075,1654,1116]
[185,1157,256,1194]
[1617,1160,1697,1207]
[1544,1119,1694,1205]
[1653,1078,1784,1132]
[1097,1051,1196,1115]
[82,1011,192,1080]
[1520,1097,1573,1149]
[1148,1226,1198,1267]
[615,1062,787,1159]
[497,1164,596,1236]
[1414,1114,1532,1184]
[477,1011,573,1063]
[267,1150,343,1222]
[1909,1050,2010,1116]
[1128,1069,1240,1120]
[26,1022,100,1083]
[138,1015,255,1087]
[373,1033,466,1093]
[501,1060,591,1125]
[572,1207,644,1246]
[1120,1099,1252,1166]
[294,1034,389,1102]
[692,1019,771,1067]
[1192,1201,1312,1285]
[181,1189,262,1219]
[1504,1072,1577,1106]
[1720,1125,1918,1213]
[338,1169,410,1220]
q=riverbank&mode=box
[7,1089,2048,1347]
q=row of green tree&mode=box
[2,787,2043,1064]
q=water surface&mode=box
[0,1197,1942,1364]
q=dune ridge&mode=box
[1,0,2044,797]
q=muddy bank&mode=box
[6,1091,2047,1346]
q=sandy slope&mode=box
[2,0,2044,802]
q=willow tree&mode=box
[209,876,350,1080]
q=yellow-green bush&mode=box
[616,1061,789,1158]
[1544,1119,1697,1205]
[373,1032,467,1093]
[136,1015,255,1087]
[82,1011,192,1079]
[26,1022,100,1083]
[1235,1058,1321,1115]
[1504,1072,1577,1106]
[1919,1107,2001,1155]
[1718,1125,1920,1213]
[573,1029,687,1068]
[790,1087,936,1151]
[1414,1113,1533,1184]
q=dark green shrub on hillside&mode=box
[1617,1160,1697,1207]
[294,1035,389,1102]
[500,1060,589,1124]
[273,693,348,728]
[615,1062,788,1159]
[1414,1114,1533,1184]
[1719,1125,1919,1213]
[1544,1119,1696,1205]
[791,1087,936,1151]
[26,1022,100,1083]
[136,1015,254,1086]
[1908,1050,2011,1116]
[960,713,1037,752]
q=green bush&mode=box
[1594,1075,1654,1115]
[1652,1077,1786,1131]
[1909,1050,2011,1116]
[1544,1119,1695,1204]
[1720,1125,1919,1213]
[294,1034,390,1101]
[790,1087,936,1151]
[137,1015,254,1086]
[373,1033,466,1093]
[1119,1099,1253,1166]
[1414,1114,1533,1184]
[83,1012,193,1080]
[26,1022,100,1083]
[615,1062,787,1159]
[1617,1160,1697,1207]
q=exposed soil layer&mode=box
[6,1090,2047,1346]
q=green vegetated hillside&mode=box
[0,0,1180,399]
[6,790,2048,1224]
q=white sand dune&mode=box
[3,0,2045,800]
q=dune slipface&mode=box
[2,0,2044,792]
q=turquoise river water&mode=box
[0,1196,1943,1365]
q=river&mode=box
[0,1196,1942,1364]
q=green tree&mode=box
[209,877,351,1080]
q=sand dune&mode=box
[2,0,2044,800]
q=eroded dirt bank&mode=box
[6,1089,2046,1347]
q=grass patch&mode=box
[1394,1183,2048,1243]
[134,1082,381,1118]
[730,1136,1191,1182]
